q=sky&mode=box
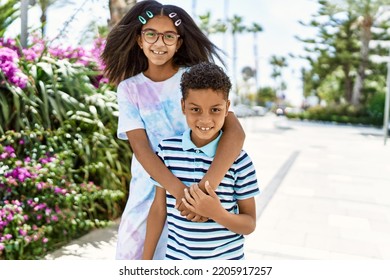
[158,0,320,106]
[6,0,320,106]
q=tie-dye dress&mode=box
[115,68,187,260]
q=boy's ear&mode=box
[225,100,231,116]
[181,98,185,114]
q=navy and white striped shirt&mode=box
[152,129,260,260]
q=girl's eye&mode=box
[211,108,221,113]
[145,31,156,37]
[164,33,176,39]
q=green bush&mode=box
[1,37,132,259]
[366,92,386,123]
[0,128,125,259]
[287,103,382,126]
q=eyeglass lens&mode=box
[142,30,179,45]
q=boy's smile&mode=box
[181,88,230,147]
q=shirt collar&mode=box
[182,129,222,157]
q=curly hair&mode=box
[180,62,232,100]
[101,0,225,85]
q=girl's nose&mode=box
[154,35,166,46]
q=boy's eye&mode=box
[190,108,200,112]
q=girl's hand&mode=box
[182,181,223,219]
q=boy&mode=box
[143,62,260,260]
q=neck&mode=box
[144,64,179,82]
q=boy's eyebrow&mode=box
[188,102,225,107]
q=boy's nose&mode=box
[199,113,212,123]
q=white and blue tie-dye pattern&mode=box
[116,68,187,260]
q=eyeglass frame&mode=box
[141,29,181,46]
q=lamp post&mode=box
[375,5,390,145]
[384,47,390,145]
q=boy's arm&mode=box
[142,186,167,260]
[198,112,245,190]
[182,182,256,235]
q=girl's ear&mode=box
[137,35,143,49]
[176,38,183,52]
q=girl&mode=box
[101,0,245,260]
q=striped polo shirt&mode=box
[152,129,260,260]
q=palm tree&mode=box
[228,15,246,93]
[198,11,227,36]
[269,55,288,99]
[247,22,263,91]
[36,0,51,35]
[348,0,383,106]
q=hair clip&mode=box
[168,13,181,26]
[138,16,146,24]
[146,11,153,18]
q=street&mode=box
[45,115,390,260]
[243,115,390,259]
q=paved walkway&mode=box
[45,115,390,260]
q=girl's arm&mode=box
[199,112,245,190]
[126,129,186,200]
[127,129,206,222]
[142,186,167,260]
[182,183,256,235]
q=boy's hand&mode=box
[182,181,222,219]
[175,189,208,222]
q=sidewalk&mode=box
[45,115,390,260]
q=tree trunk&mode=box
[108,0,136,29]
[20,0,29,48]
[342,64,353,103]
[40,7,47,36]
[351,16,372,106]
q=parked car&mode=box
[234,104,256,118]
[252,106,268,116]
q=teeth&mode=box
[152,50,165,55]
[199,127,211,131]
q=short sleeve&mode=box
[149,142,165,188]
[116,81,145,140]
[234,151,260,200]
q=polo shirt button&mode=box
[195,150,200,153]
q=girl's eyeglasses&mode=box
[141,29,180,46]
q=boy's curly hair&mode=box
[180,62,232,100]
